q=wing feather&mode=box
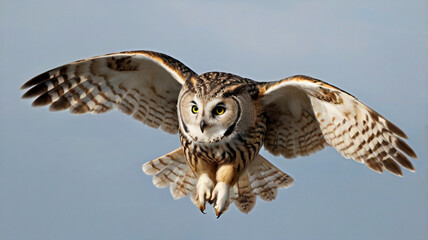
[259,75,417,175]
[22,50,197,134]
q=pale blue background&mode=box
[1,1,427,240]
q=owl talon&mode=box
[211,182,229,218]
[195,194,206,214]
[199,205,206,214]
[196,174,214,214]
[215,208,222,218]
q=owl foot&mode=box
[211,182,229,218]
[196,174,214,214]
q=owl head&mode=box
[177,73,259,143]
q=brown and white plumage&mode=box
[21,50,417,218]
[259,76,417,175]
[22,51,196,133]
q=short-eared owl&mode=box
[21,50,417,217]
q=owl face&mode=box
[178,91,241,143]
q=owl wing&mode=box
[21,50,197,134]
[258,75,417,176]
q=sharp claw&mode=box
[199,204,206,214]
[215,208,223,218]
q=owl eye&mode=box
[213,106,226,115]
[191,105,199,114]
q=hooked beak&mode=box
[200,120,207,133]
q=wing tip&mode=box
[385,119,408,139]
[21,85,48,99]
[395,138,418,159]
[21,72,52,90]
[48,99,70,112]
[383,158,403,177]
[21,80,36,90]
[142,162,156,175]
[281,177,295,188]
[31,94,52,107]
[22,91,34,99]
[366,159,384,174]
[20,82,30,90]
[366,158,417,177]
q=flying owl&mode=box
[21,50,417,217]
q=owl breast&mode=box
[179,111,267,172]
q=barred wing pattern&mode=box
[21,51,197,134]
[260,75,417,176]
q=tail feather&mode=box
[142,148,196,199]
[249,155,294,201]
[231,172,257,213]
[231,154,294,213]
[170,168,197,199]
[143,151,294,215]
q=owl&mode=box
[21,50,417,217]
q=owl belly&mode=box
[179,125,265,179]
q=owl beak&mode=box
[200,120,207,133]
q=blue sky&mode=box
[1,1,427,239]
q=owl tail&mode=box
[142,147,197,200]
[142,150,294,215]
[230,154,294,213]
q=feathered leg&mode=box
[194,160,216,213]
[211,163,238,218]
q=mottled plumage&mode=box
[21,50,417,217]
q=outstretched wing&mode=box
[21,50,197,134]
[258,75,417,176]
